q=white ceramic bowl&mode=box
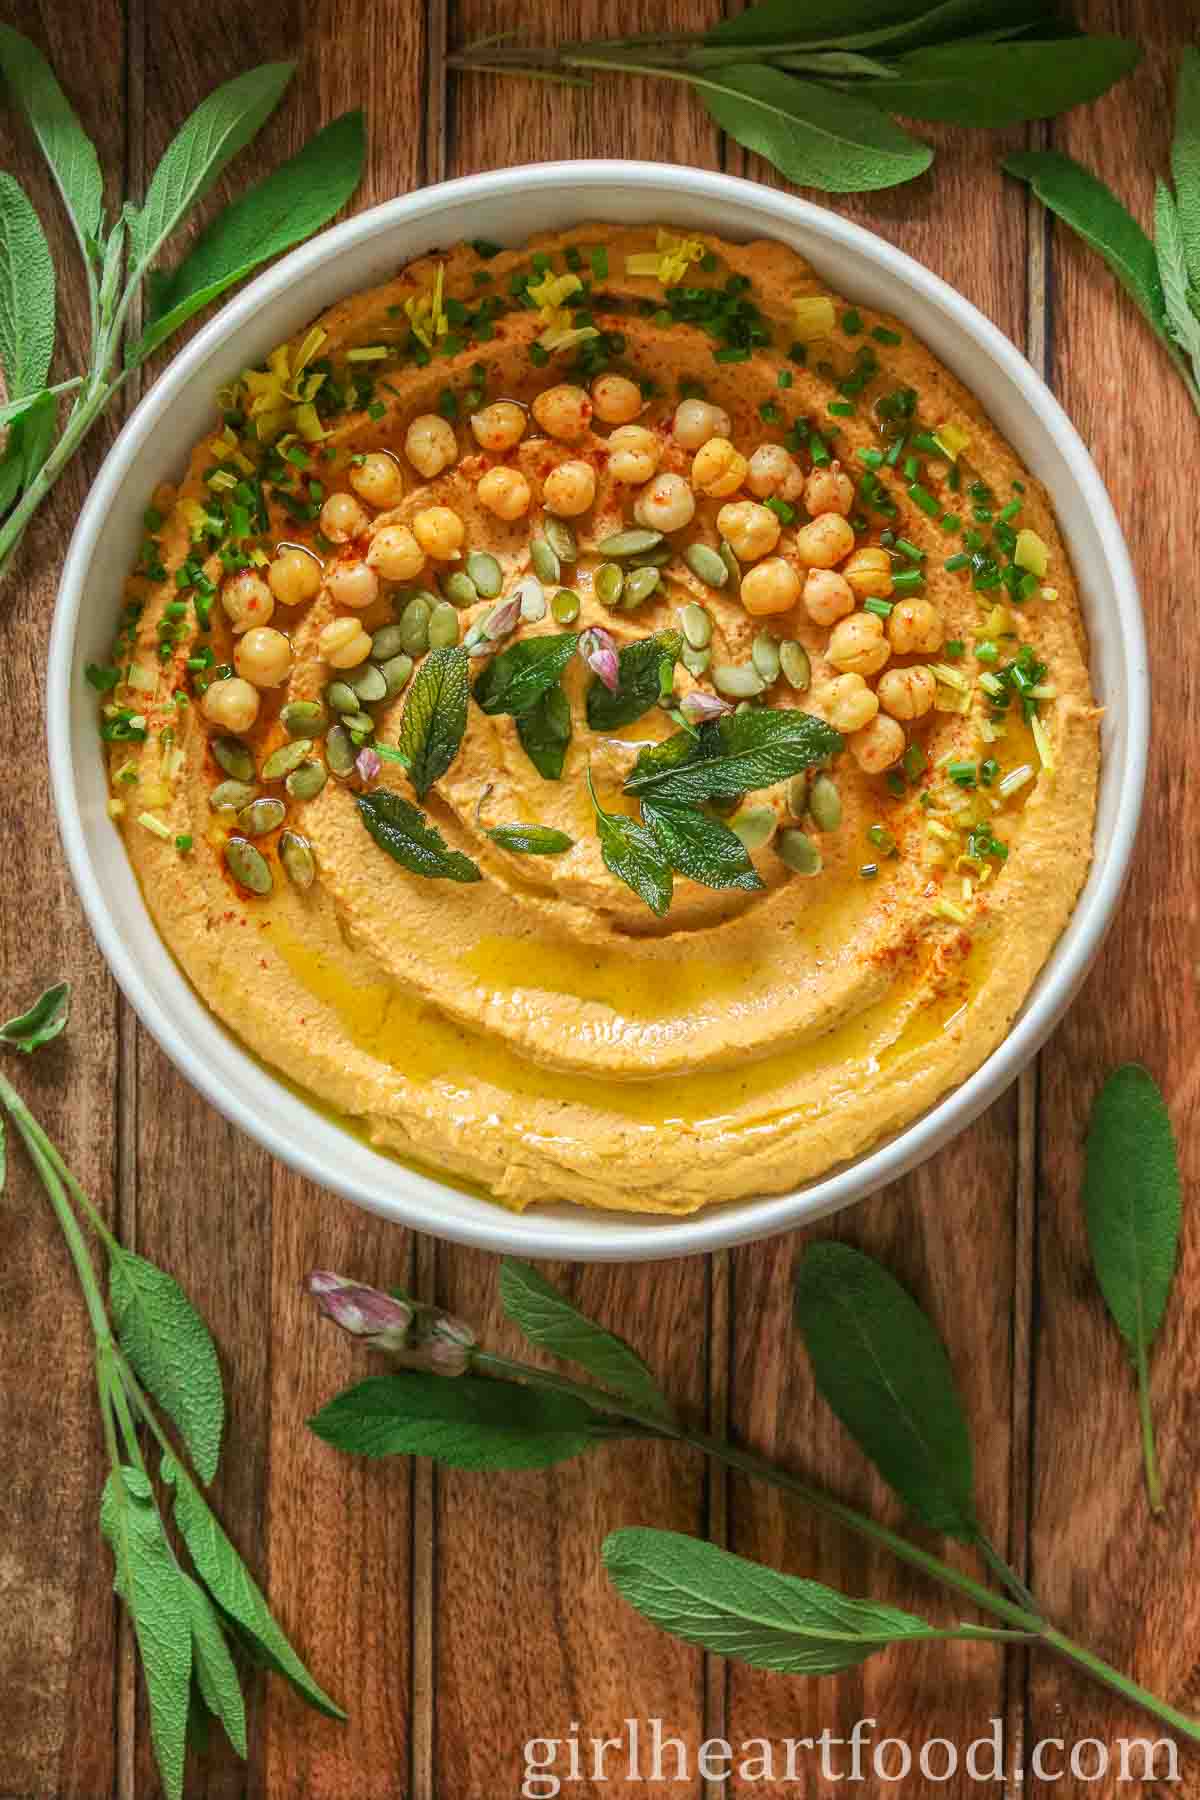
[49,161,1147,1262]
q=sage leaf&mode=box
[356,789,482,883]
[128,62,295,274]
[499,1259,674,1420]
[18,389,57,490]
[586,768,673,916]
[486,823,574,855]
[397,644,469,797]
[133,111,365,363]
[161,1455,345,1719]
[100,1468,193,1800]
[0,27,103,260]
[108,1246,225,1485]
[0,980,70,1053]
[640,797,764,893]
[586,630,681,732]
[603,1529,938,1673]
[706,0,1044,55]
[794,1242,977,1539]
[626,709,842,805]
[473,630,580,716]
[696,67,931,195]
[181,1574,247,1759]
[1171,47,1200,292]
[0,174,56,401]
[1084,1065,1181,1515]
[0,427,24,516]
[875,38,1141,128]
[308,1372,599,1470]
[516,682,572,780]
[1155,182,1200,372]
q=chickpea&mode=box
[591,374,643,425]
[849,712,906,773]
[740,556,801,617]
[634,472,695,533]
[747,443,804,502]
[691,436,748,499]
[672,397,732,450]
[477,465,532,520]
[220,569,274,634]
[824,671,879,734]
[795,511,856,568]
[202,675,259,734]
[234,625,293,689]
[803,567,855,628]
[877,664,937,722]
[827,611,891,677]
[348,451,404,510]
[716,499,781,562]
[319,490,369,544]
[404,413,458,479]
[327,557,382,609]
[888,597,944,655]
[319,616,372,669]
[842,546,894,601]
[543,459,597,517]
[412,505,465,560]
[607,424,661,485]
[470,401,526,453]
[365,525,424,583]
[531,384,592,443]
[267,547,322,608]
[803,461,854,517]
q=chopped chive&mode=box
[895,537,924,561]
[998,498,1022,523]
[867,823,897,855]
[947,465,962,492]
[903,454,920,481]
[973,504,994,523]
[777,368,793,388]
[892,568,925,592]
[976,639,1000,664]
[1012,478,1025,493]
[943,639,965,658]
[714,346,751,363]
[911,431,941,453]
[902,741,928,782]
[864,596,893,618]
[827,400,855,417]
[472,237,502,259]
[940,511,962,532]
[842,308,863,334]
[809,432,831,466]
[883,435,907,468]
[872,326,903,345]
[367,399,386,420]
[980,757,1001,786]
[947,759,977,788]
[886,770,906,799]
[759,400,782,423]
[764,496,796,523]
[907,482,940,517]
[175,834,193,852]
[857,447,885,468]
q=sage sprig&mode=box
[1,984,342,1800]
[450,2,1138,195]
[0,30,365,585]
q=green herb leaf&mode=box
[696,67,932,195]
[308,1372,600,1470]
[640,797,764,893]
[1154,181,1200,374]
[472,630,580,716]
[705,0,923,44]
[18,388,57,490]
[133,112,366,362]
[128,62,296,275]
[0,423,24,517]
[516,682,572,780]
[356,789,482,882]
[603,1529,938,1673]
[108,1247,225,1485]
[486,823,574,855]
[586,768,673,916]
[161,1455,344,1719]
[499,1259,674,1419]
[397,645,469,798]
[794,1242,977,1539]
[0,173,55,402]
[1171,47,1200,293]
[875,37,1140,128]
[1084,1065,1181,1515]
[0,27,103,262]
[626,709,842,805]
[180,1574,247,1759]
[586,630,681,732]
[0,981,70,1053]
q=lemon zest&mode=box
[793,295,836,341]
[404,263,448,351]
[625,232,706,287]
[1014,527,1049,577]
[933,421,971,461]
[527,271,582,313]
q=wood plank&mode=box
[0,5,127,1795]
[1031,3,1200,1787]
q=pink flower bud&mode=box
[485,597,521,641]
[306,1271,414,1349]
[356,747,382,782]
[580,627,619,693]
[680,690,732,722]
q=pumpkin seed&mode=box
[286,760,328,802]
[751,632,782,684]
[370,624,407,662]
[552,588,580,624]
[779,640,811,692]
[623,565,660,609]
[681,643,711,677]
[211,736,255,782]
[787,772,811,819]
[712,662,767,700]
[718,538,741,590]
[778,828,823,877]
[630,544,672,569]
[326,722,356,776]
[730,805,777,852]
[465,550,503,598]
[594,562,624,607]
[209,779,258,813]
[379,652,414,699]
[280,699,328,738]
[735,699,759,714]
[680,602,712,649]
[516,575,547,622]
[397,594,432,655]
[262,738,313,780]
[279,830,316,891]
[348,663,388,704]
[326,680,360,714]
[808,773,842,832]
[530,538,560,584]
[344,711,375,740]
[441,570,478,608]
[684,543,729,588]
[543,517,577,563]
[429,600,461,647]
[237,795,286,837]
[595,527,663,558]
[224,836,272,895]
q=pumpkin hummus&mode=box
[98,225,1100,1214]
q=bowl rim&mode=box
[47,158,1148,1262]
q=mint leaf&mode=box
[626,709,841,805]
[356,789,482,882]
[0,173,55,401]
[0,981,70,1053]
[499,1260,674,1420]
[133,112,365,362]
[397,645,469,798]
[108,1247,225,1485]
[586,630,680,732]
[308,1372,600,1470]
[876,37,1140,127]
[516,682,572,780]
[181,1574,247,1759]
[0,27,103,262]
[1171,47,1200,293]
[486,823,573,855]
[640,797,763,893]
[794,1242,977,1540]
[586,768,672,916]
[603,1529,938,1674]
[473,631,580,717]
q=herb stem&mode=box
[973,1530,1042,1616]
[1135,1342,1165,1515]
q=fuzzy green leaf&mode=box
[706,0,1044,54]
[499,1260,674,1419]
[515,683,572,780]
[1172,48,1200,293]
[108,1247,225,1485]
[586,630,681,732]
[180,1575,247,1759]
[473,631,580,717]
[486,823,574,855]
[397,645,469,798]
[1155,182,1200,372]
[875,37,1140,128]
[0,981,70,1053]
[356,789,482,882]
[309,1372,600,1470]
[626,709,842,805]
[586,768,673,916]
[18,388,56,489]
[0,27,103,259]
[1085,1065,1181,1363]
[0,174,55,401]
[640,797,764,893]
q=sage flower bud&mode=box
[580,626,619,692]
[307,1272,476,1374]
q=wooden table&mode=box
[4,1,1197,1794]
